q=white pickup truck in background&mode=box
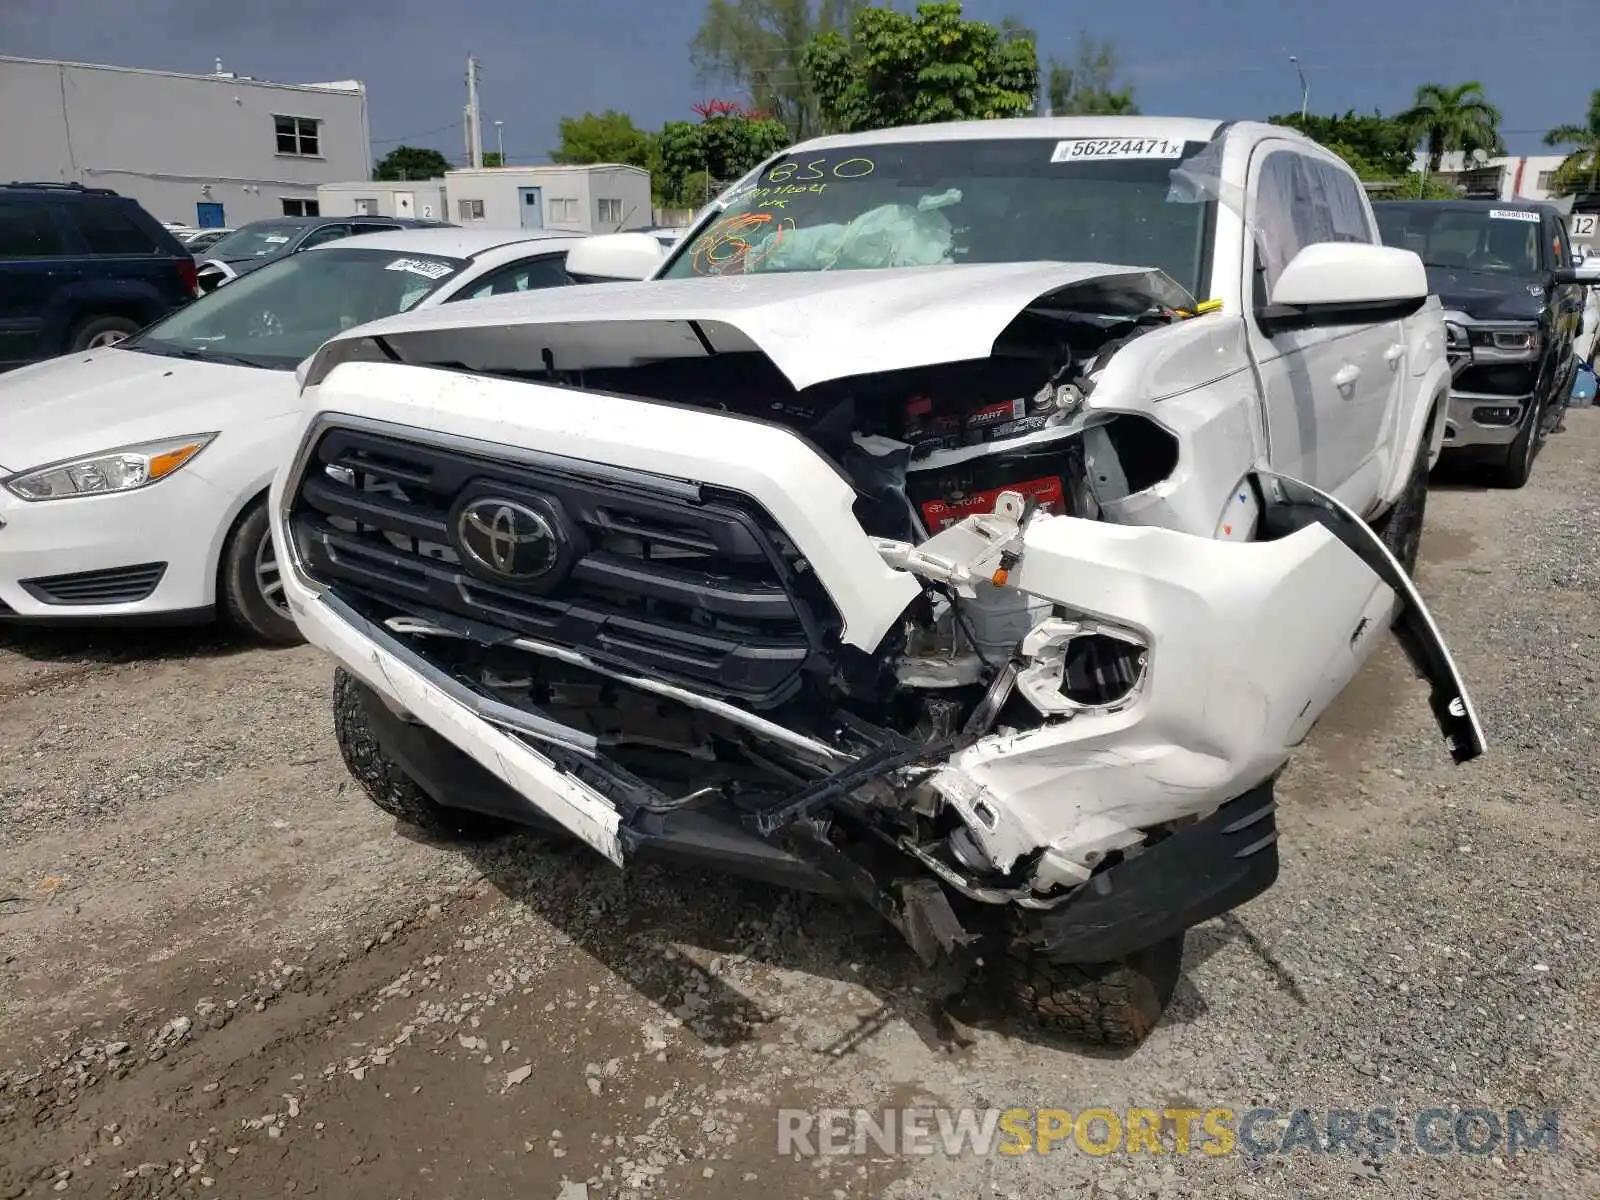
[271,117,1485,1047]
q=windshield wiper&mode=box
[123,343,274,369]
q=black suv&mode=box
[1374,199,1593,487]
[0,183,199,370]
[193,215,453,293]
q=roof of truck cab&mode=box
[788,116,1231,153]
[1372,198,1565,218]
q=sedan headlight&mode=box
[3,434,217,501]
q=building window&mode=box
[549,197,578,223]
[1536,171,1556,191]
[274,115,321,157]
[353,198,378,215]
[597,197,623,225]
[458,198,485,221]
[281,198,321,217]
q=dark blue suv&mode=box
[0,183,199,370]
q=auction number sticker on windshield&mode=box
[385,257,453,279]
[1489,209,1540,222]
[1051,137,1185,162]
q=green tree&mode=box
[1396,81,1502,174]
[997,16,1042,113]
[1372,172,1461,200]
[690,0,863,140]
[1543,88,1600,196]
[373,146,451,181]
[658,102,791,207]
[550,110,658,170]
[1267,110,1415,178]
[481,151,504,168]
[802,1,1037,134]
[1046,31,1137,116]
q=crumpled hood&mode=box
[339,262,1191,392]
[1425,266,1545,323]
[0,348,296,474]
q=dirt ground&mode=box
[2,415,1598,1200]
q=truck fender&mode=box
[1257,469,1485,764]
[1378,337,1452,510]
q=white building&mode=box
[444,165,652,233]
[317,180,449,221]
[1417,151,1579,204]
[0,55,372,228]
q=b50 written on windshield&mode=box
[765,156,876,182]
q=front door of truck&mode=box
[1243,144,1396,508]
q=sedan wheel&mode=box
[220,499,303,645]
[254,528,292,620]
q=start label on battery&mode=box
[919,476,1067,531]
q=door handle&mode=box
[1384,342,1406,365]
[1333,364,1361,388]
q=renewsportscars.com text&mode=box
[776,1106,1561,1159]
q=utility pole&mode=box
[465,55,484,170]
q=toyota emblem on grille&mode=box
[455,498,559,581]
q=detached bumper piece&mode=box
[19,562,167,605]
[342,666,852,898]
[1025,784,1279,963]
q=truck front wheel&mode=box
[1371,428,1430,574]
[332,669,509,840]
[1003,934,1185,1047]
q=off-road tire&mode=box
[219,501,302,645]
[1371,431,1430,574]
[1004,934,1185,1047]
[67,314,141,351]
[332,668,508,840]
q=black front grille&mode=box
[1457,363,1537,396]
[20,562,167,605]
[289,427,829,708]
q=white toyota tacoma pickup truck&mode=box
[271,117,1486,1045]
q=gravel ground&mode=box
[1,413,1597,1199]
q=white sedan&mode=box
[0,227,587,643]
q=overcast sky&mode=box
[1,0,1591,163]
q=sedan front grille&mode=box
[287,427,832,708]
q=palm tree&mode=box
[1543,88,1600,196]
[1397,81,1503,174]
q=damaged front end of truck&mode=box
[278,261,1486,1043]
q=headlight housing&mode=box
[1491,329,1540,352]
[3,434,217,501]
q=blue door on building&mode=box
[518,188,543,230]
[195,202,225,228]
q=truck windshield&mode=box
[1375,205,1544,277]
[661,137,1213,295]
